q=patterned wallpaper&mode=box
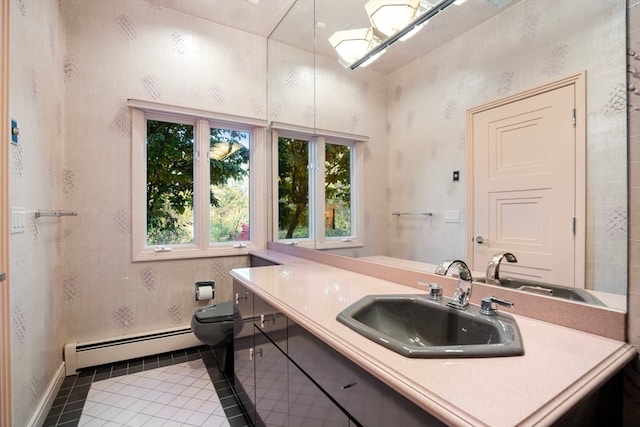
[385,0,628,295]
[9,0,66,425]
[7,0,640,425]
[59,0,265,340]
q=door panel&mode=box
[472,84,576,285]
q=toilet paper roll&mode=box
[195,285,214,301]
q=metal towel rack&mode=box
[34,210,78,218]
[392,212,433,216]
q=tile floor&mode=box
[43,346,249,427]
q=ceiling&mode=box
[145,0,520,75]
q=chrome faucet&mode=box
[435,259,473,310]
[486,252,517,286]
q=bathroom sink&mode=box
[336,295,524,358]
[475,277,605,306]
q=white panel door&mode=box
[472,84,576,285]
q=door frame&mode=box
[466,72,586,286]
[1,0,11,425]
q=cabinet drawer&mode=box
[233,280,254,338]
[254,293,288,349]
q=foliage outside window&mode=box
[146,120,195,245]
[276,130,362,249]
[208,128,250,243]
[324,143,352,238]
[278,138,310,239]
[131,103,265,261]
[146,120,250,246]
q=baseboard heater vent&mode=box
[64,326,201,376]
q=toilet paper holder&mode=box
[195,281,215,301]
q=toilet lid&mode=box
[194,301,235,323]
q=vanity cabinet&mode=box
[253,328,290,426]
[232,279,441,427]
[288,323,441,427]
[233,281,257,425]
[234,279,349,426]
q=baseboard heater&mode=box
[64,326,201,376]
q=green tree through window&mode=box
[278,137,352,240]
[278,138,309,239]
[209,128,250,242]
[146,120,194,245]
[325,143,352,237]
[146,120,250,245]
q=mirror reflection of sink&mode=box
[336,295,524,358]
[475,277,605,306]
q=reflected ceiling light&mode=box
[398,20,427,41]
[360,48,387,67]
[365,0,421,37]
[210,142,242,161]
[329,28,383,68]
[339,0,457,70]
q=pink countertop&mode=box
[231,260,635,427]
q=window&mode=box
[273,125,364,250]
[131,100,266,261]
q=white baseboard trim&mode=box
[27,362,65,427]
[64,326,202,376]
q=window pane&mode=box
[278,137,310,239]
[325,143,352,237]
[146,119,194,245]
[210,128,250,243]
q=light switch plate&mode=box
[11,119,18,145]
[444,210,460,223]
[10,208,26,234]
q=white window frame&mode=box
[271,122,365,250]
[130,99,266,261]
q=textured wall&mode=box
[624,0,640,424]
[60,0,389,343]
[315,51,391,259]
[7,0,638,424]
[59,0,263,343]
[385,0,627,295]
[267,36,390,258]
[8,0,67,425]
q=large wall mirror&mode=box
[267,0,627,311]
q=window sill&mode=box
[132,243,262,262]
[314,239,364,251]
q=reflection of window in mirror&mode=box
[277,136,311,240]
[273,127,365,250]
[325,142,352,238]
[325,205,336,231]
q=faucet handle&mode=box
[419,281,442,301]
[480,295,514,316]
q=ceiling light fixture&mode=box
[346,0,457,70]
[329,27,384,68]
[398,20,427,41]
[364,0,421,37]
